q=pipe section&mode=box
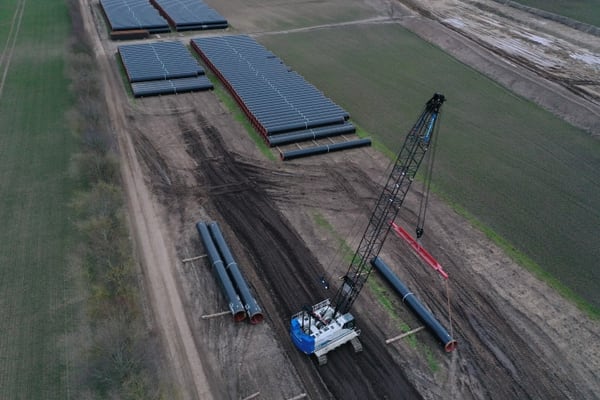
[208,222,264,324]
[267,123,356,147]
[371,257,457,352]
[280,138,371,161]
[196,222,246,322]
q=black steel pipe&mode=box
[280,138,371,161]
[196,222,246,322]
[208,222,264,324]
[267,123,356,147]
[371,257,457,352]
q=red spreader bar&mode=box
[390,222,449,279]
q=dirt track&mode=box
[81,0,600,399]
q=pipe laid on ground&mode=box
[196,222,246,322]
[267,123,356,147]
[280,138,371,161]
[371,257,457,352]
[208,222,264,324]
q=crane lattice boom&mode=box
[332,93,445,316]
[290,93,445,364]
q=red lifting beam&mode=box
[390,222,449,279]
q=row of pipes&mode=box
[280,138,372,161]
[191,35,370,160]
[150,0,228,31]
[196,221,264,324]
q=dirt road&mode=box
[80,0,600,398]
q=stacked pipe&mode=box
[280,138,372,161]
[150,0,228,31]
[371,257,457,352]
[208,222,264,324]
[267,123,356,147]
[190,36,354,147]
[196,222,246,322]
[196,221,264,324]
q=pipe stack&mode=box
[208,222,264,324]
[196,221,264,324]
[280,138,372,161]
[196,222,246,322]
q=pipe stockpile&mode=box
[190,35,350,142]
[100,0,170,34]
[118,41,204,83]
[371,257,457,352]
[267,122,356,147]
[196,222,246,322]
[131,76,213,97]
[280,138,371,161]
[208,222,264,324]
[150,0,228,31]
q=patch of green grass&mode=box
[0,1,20,41]
[511,0,600,27]
[423,346,440,373]
[208,74,276,161]
[212,0,378,32]
[0,1,79,399]
[259,24,600,313]
[441,193,600,319]
[312,211,355,264]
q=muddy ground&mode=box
[80,0,599,399]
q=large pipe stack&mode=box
[371,257,457,352]
[196,222,246,322]
[208,222,264,324]
[190,35,356,150]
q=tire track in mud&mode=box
[384,216,586,399]
[179,116,422,400]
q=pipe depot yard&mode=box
[71,0,600,398]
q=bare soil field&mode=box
[80,0,599,399]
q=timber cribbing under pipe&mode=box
[208,222,264,324]
[371,257,457,352]
[196,222,246,322]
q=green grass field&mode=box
[0,1,79,398]
[259,24,600,313]
[207,0,379,32]
[513,0,600,27]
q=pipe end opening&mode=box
[249,313,264,324]
[234,311,246,322]
[445,340,458,352]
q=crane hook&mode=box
[416,227,424,239]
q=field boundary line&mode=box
[0,0,26,102]
[251,15,397,37]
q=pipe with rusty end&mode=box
[196,222,246,322]
[372,257,457,352]
[208,222,264,324]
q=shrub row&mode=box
[66,1,169,398]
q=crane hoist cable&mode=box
[445,279,454,339]
[416,109,442,239]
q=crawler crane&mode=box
[290,93,446,365]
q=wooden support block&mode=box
[385,326,425,344]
